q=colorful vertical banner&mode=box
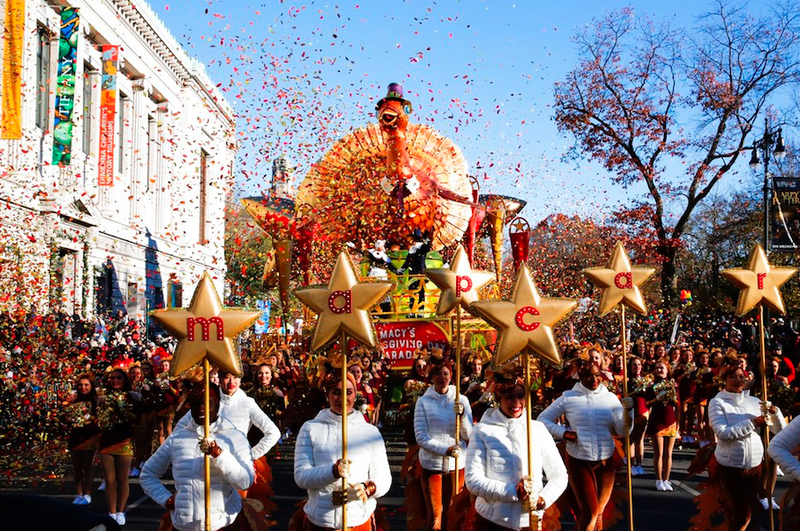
[51,8,80,165]
[1,0,26,139]
[254,300,272,334]
[98,45,118,186]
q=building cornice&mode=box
[107,0,236,128]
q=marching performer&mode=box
[175,369,281,460]
[466,369,568,531]
[140,382,255,531]
[414,353,473,531]
[768,414,800,480]
[709,363,786,531]
[294,362,392,531]
[538,362,633,531]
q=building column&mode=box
[155,103,170,235]
[129,79,146,224]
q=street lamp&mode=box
[747,117,787,253]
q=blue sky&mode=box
[147,0,779,224]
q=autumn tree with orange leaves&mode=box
[554,1,800,305]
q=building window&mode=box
[199,149,208,244]
[117,91,128,173]
[168,275,182,308]
[82,64,95,155]
[35,27,51,130]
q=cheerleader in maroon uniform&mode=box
[97,367,141,525]
[66,373,100,506]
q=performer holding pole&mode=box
[583,242,655,531]
[471,263,576,531]
[149,272,261,531]
[296,251,392,531]
[465,365,568,531]
[413,350,472,531]
[425,244,493,497]
[721,244,796,531]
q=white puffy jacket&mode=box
[140,418,255,531]
[709,390,785,469]
[294,408,392,529]
[414,385,473,472]
[769,415,800,481]
[538,382,631,461]
[175,388,280,460]
[466,407,568,530]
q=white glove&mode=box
[333,459,351,479]
[760,400,772,414]
[621,397,634,410]
[453,403,465,416]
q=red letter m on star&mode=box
[187,316,224,341]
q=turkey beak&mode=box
[380,109,398,127]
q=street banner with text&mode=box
[98,45,119,186]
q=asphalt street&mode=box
[0,431,793,531]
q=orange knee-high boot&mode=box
[426,472,444,531]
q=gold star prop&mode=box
[721,244,796,316]
[470,264,576,368]
[296,251,393,351]
[583,242,656,316]
[151,272,261,376]
[425,244,494,315]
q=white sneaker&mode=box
[82,494,92,505]
[663,480,674,491]
[72,495,83,505]
[630,465,640,476]
[98,481,106,492]
[636,465,645,476]
[770,497,780,510]
[760,498,770,510]
[656,480,664,491]
[777,466,785,477]
[115,512,126,526]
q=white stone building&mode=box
[0,0,235,320]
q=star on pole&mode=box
[296,251,393,351]
[151,272,261,376]
[425,244,494,315]
[721,244,797,316]
[470,264,576,368]
[583,242,656,316]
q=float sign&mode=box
[376,321,450,370]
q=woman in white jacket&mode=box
[538,362,632,531]
[140,383,255,531]
[176,370,281,461]
[769,415,800,481]
[414,354,473,531]
[466,370,567,531]
[708,364,786,531]
[294,365,392,531]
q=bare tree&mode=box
[554,1,800,304]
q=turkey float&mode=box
[242,84,525,299]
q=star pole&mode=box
[721,244,796,531]
[425,244,493,494]
[470,264,575,530]
[296,251,392,531]
[583,242,655,531]
[151,272,260,531]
